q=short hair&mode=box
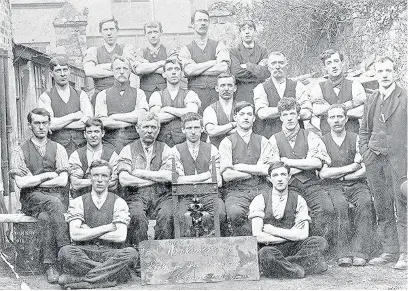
[191,9,210,24]
[268,51,287,60]
[327,103,348,117]
[234,101,254,115]
[319,49,344,65]
[164,58,182,70]
[49,56,69,71]
[181,112,203,128]
[27,108,51,123]
[144,21,163,34]
[99,18,119,32]
[89,159,112,175]
[217,72,236,85]
[277,97,301,114]
[110,54,131,69]
[268,161,291,176]
[137,112,160,128]
[85,117,104,131]
[375,55,395,70]
[239,19,256,31]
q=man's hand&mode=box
[41,172,59,181]
[72,111,84,120]
[106,223,117,232]
[263,224,278,236]
[281,157,289,165]
[9,167,30,177]
[240,64,247,69]
[232,164,246,172]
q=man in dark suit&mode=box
[359,56,407,270]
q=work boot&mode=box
[393,253,407,270]
[352,257,367,266]
[58,274,83,286]
[338,257,352,267]
[368,253,398,266]
[45,264,59,284]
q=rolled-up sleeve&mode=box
[296,82,312,112]
[248,194,266,220]
[161,145,184,176]
[294,195,311,228]
[79,91,94,117]
[184,90,201,109]
[10,147,31,178]
[113,197,130,226]
[307,132,331,165]
[219,137,233,174]
[83,47,98,65]
[253,83,269,114]
[216,41,230,64]
[351,80,367,106]
[117,145,133,173]
[94,90,108,117]
[66,196,85,223]
[179,46,194,68]
[38,93,54,118]
[136,89,149,112]
[258,137,279,165]
[56,144,70,173]
[69,151,85,178]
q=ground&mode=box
[1,260,407,290]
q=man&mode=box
[179,10,230,114]
[219,101,277,236]
[95,55,148,153]
[38,56,93,156]
[230,19,270,104]
[149,59,201,147]
[269,97,333,240]
[118,112,183,245]
[310,49,366,135]
[69,118,119,198]
[58,160,138,289]
[203,73,237,148]
[254,51,312,138]
[173,112,227,236]
[320,104,374,267]
[359,56,407,270]
[134,21,176,101]
[83,18,136,108]
[249,162,328,278]
[10,108,70,284]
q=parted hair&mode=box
[27,108,51,123]
[181,112,203,127]
[49,56,69,71]
[319,49,344,65]
[137,112,161,128]
[191,10,210,24]
[110,54,131,69]
[217,72,236,84]
[144,21,163,34]
[268,161,291,176]
[327,103,348,117]
[277,97,301,114]
[89,159,112,175]
[164,58,182,70]
[234,101,254,115]
[85,117,104,131]
[99,18,119,32]
[239,19,256,31]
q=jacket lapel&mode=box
[385,85,402,121]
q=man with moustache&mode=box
[95,55,148,153]
[149,59,201,147]
[230,19,270,104]
[310,49,366,135]
[254,51,312,138]
[84,18,136,108]
[179,10,230,114]
[39,56,93,156]
[359,56,407,270]
[219,101,277,236]
[203,73,237,148]
[69,118,119,198]
[118,113,184,245]
[10,108,70,284]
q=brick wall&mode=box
[0,0,12,51]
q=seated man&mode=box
[69,118,119,198]
[58,160,138,290]
[219,101,277,236]
[249,162,328,279]
[10,108,70,284]
[320,104,374,267]
[118,112,183,245]
[173,112,227,236]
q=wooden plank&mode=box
[140,236,260,285]
[0,214,38,223]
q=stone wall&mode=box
[0,0,12,51]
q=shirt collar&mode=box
[242,41,255,49]
[237,128,252,139]
[272,77,286,86]
[87,144,103,153]
[195,37,208,48]
[379,82,396,100]
[31,137,47,148]
[186,140,200,149]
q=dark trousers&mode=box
[259,236,327,278]
[364,151,407,253]
[325,182,374,259]
[58,244,138,283]
[21,190,70,264]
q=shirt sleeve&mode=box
[296,82,313,112]
[351,80,367,106]
[184,90,201,108]
[149,91,163,109]
[136,89,149,112]
[248,194,266,220]
[307,132,331,165]
[178,45,194,68]
[253,83,269,114]
[79,90,94,117]
[83,47,98,65]
[309,82,325,105]
[268,136,281,159]
[66,196,85,223]
[215,41,230,64]
[354,135,363,164]
[94,90,108,117]
[117,145,133,173]
[219,137,233,174]
[69,151,84,178]
[203,105,218,128]
[209,145,221,174]
[56,143,70,172]
[38,92,54,118]
[293,195,311,228]
[258,137,279,165]
[113,197,130,226]
[10,146,32,178]
[161,145,184,176]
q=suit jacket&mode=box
[359,84,407,176]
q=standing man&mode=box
[58,160,138,290]
[320,104,374,267]
[83,18,136,108]
[134,21,175,101]
[38,56,93,156]
[230,19,270,104]
[118,113,184,246]
[254,51,312,138]
[173,112,227,236]
[95,55,148,153]
[310,49,366,135]
[269,97,333,239]
[149,59,201,147]
[10,108,70,284]
[69,118,119,198]
[219,101,277,236]
[179,10,230,114]
[203,73,237,148]
[249,162,328,278]
[359,56,407,270]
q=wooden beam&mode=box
[0,214,38,223]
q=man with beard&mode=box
[203,73,237,148]
[118,112,184,245]
[254,51,312,138]
[230,19,270,104]
[219,101,277,236]
[39,56,93,156]
[95,55,148,153]
[10,108,70,284]
[149,59,201,147]
[310,50,366,135]
[84,18,136,108]
[69,118,119,198]
[179,10,230,114]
